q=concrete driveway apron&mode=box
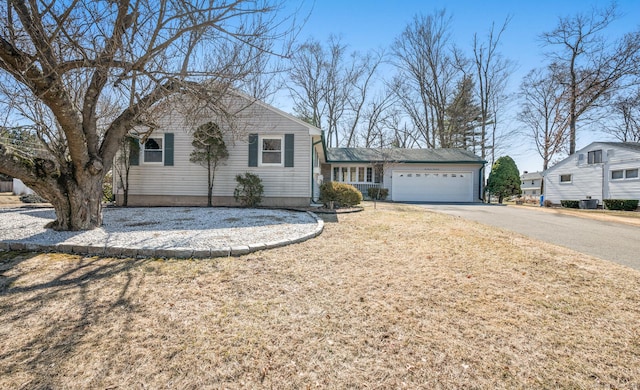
[418,204,640,271]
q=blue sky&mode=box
[281,0,640,172]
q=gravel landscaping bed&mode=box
[0,207,323,258]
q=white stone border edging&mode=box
[0,211,324,259]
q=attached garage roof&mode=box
[326,147,485,164]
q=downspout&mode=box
[479,162,487,202]
[312,137,323,203]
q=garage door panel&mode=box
[392,171,473,202]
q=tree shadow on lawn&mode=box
[0,253,149,388]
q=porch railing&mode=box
[349,183,383,199]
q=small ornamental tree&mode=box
[190,122,229,206]
[486,155,521,204]
[114,136,140,206]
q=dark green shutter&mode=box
[284,134,294,167]
[164,133,174,166]
[248,133,258,167]
[129,138,139,166]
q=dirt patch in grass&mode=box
[1,202,639,388]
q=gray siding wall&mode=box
[544,143,640,203]
[119,98,313,204]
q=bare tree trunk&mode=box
[40,175,104,230]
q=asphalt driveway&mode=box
[418,204,640,271]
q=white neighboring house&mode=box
[543,142,640,206]
[520,171,543,198]
[115,92,323,207]
[12,178,34,195]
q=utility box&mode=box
[579,199,598,209]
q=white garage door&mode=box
[392,171,473,202]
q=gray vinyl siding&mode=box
[123,98,313,200]
[544,143,640,203]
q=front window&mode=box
[588,150,602,164]
[260,137,282,165]
[611,169,639,180]
[332,165,379,183]
[143,137,163,163]
[611,170,624,180]
[560,174,572,183]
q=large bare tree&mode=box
[472,18,514,164]
[541,2,640,154]
[0,0,293,230]
[391,10,466,148]
[605,89,640,142]
[518,66,570,170]
[287,36,383,147]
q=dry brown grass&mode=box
[0,192,21,206]
[1,202,639,389]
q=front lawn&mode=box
[1,202,639,388]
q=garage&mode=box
[392,171,473,202]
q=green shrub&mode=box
[603,199,639,211]
[320,182,362,208]
[103,172,114,202]
[234,172,263,207]
[560,200,580,209]
[367,187,389,200]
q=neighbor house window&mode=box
[143,137,163,163]
[611,170,624,180]
[560,174,572,183]
[260,136,282,165]
[587,150,602,164]
[611,169,639,180]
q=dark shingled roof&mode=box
[326,147,485,164]
[521,171,543,180]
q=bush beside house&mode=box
[603,199,639,211]
[320,182,362,208]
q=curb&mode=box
[0,211,324,260]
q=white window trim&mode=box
[611,168,640,181]
[587,149,603,164]
[331,165,378,183]
[259,135,284,167]
[142,135,164,165]
[625,168,639,180]
[559,174,572,184]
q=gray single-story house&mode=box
[543,141,640,206]
[116,92,486,206]
[114,93,323,207]
[319,147,486,203]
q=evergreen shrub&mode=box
[603,199,639,211]
[320,182,362,208]
[560,200,580,209]
[234,173,263,207]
